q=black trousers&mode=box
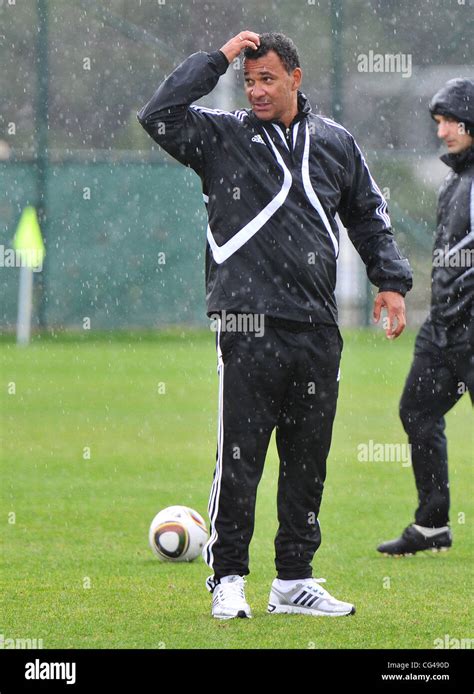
[399,318,474,527]
[203,316,342,581]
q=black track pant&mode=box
[203,316,342,582]
[399,318,474,527]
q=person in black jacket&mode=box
[378,79,474,557]
[138,30,412,619]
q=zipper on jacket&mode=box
[284,126,295,166]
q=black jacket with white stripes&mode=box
[430,145,474,342]
[137,50,413,324]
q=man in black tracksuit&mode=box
[378,79,474,557]
[138,31,412,619]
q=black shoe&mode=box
[377,524,452,556]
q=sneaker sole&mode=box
[212,610,252,620]
[267,604,355,617]
[381,547,451,557]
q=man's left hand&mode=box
[373,291,406,339]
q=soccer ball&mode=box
[148,505,208,562]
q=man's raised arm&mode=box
[137,31,260,173]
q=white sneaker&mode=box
[210,575,252,620]
[267,577,355,617]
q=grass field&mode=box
[1,329,472,649]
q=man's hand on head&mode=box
[220,31,260,64]
[373,291,407,339]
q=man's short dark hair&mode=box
[243,32,300,74]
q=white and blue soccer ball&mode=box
[148,505,208,562]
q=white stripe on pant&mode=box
[204,317,224,569]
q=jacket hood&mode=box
[297,90,312,116]
[429,78,474,133]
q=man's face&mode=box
[243,50,302,125]
[434,114,473,153]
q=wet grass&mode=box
[1,329,472,649]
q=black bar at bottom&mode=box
[0,648,471,692]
